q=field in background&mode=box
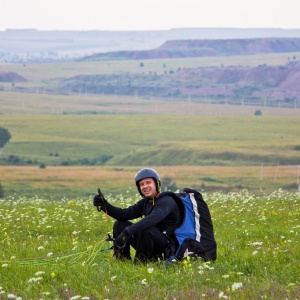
[1,52,300,198]
[1,114,299,162]
[1,113,300,197]
[0,165,299,199]
[1,91,300,115]
[1,51,300,91]
[1,52,300,115]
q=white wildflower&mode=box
[252,251,258,255]
[218,291,228,299]
[35,271,45,276]
[147,267,154,274]
[28,277,43,283]
[249,242,263,246]
[141,278,147,285]
[2,264,8,267]
[69,296,81,300]
[232,282,243,291]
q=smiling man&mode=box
[93,168,182,262]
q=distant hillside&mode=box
[81,38,300,61]
[0,72,27,82]
[59,60,300,102]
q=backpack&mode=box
[162,188,217,263]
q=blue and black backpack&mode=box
[161,188,217,263]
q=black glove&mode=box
[115,229,130,248]
[93,195,107,211]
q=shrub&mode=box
[254,109,262,116]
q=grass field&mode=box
[1,114,299,163]
[1,113,300,197]
[0,165,299,199]
[0,190,299,299]
[1,91,300,115]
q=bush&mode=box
[254,109,262,116]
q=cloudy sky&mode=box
[1,0,300,31]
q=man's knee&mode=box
[113,220,132,237]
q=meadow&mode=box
[0,190,299,299]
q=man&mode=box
[93,168,182,262]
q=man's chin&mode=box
[144,192,155,198]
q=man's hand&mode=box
[116,229,130,248]
[93,193,107,212]
[93,194,105,206]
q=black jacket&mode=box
[104,193,182,236]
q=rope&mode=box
[0,236,114,266]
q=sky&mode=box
[1,0,300,31]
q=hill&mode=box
[59,60,300,103]
[81,38,300,60]
[0,71,27,82]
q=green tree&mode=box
[0,127,12,157]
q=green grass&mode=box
[1,114,300,167]
[0,190,299,299]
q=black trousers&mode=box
[113,220,168,262]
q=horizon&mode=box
[2,27,300,33]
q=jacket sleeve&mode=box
[103,198,145,221]
[125,195,177,236]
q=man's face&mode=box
[139,177,157,198]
